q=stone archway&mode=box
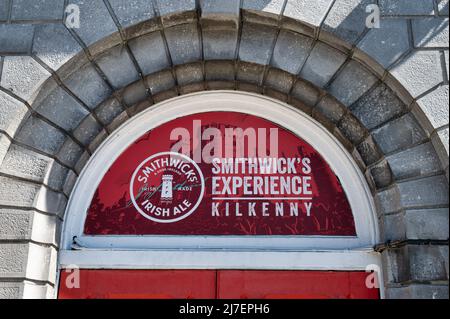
[0,1,448,299]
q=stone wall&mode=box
[0,0,448,298]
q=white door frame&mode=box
[58,91,383,298]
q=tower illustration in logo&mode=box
[161,174,173,203]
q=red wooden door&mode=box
[58,270,379,299]
[58,270,216,299]
[217,270,379,299]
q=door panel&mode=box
[58,270,216,299]
[217,270,379,299]
[58,270,379,299]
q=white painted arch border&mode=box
[61,91,379,251]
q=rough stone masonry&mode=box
[0,0,448,299]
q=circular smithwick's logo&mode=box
[130,152,205,223]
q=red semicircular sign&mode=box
[84,112,356,236]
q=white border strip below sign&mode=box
[58,249,385,299]
[61,91,380,251]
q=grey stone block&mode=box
[239,22,278,65]
[380,211,406,241]
[382,244,449,284]
[398,175,449,208]
[164,23,201,65]
[0,208,32,240]
[0,208,59,245]
[237,62,265,84]
[356,135,383,166]
[417,85,449,130]
[108,0,155,29]
[413,18,449,48]
[128,31,170,75]
[68,0,119,54]
[74,151,90,175]
[406,208,449,240]
[11,0,64,20]
[381,246,411,283]
[34,86,89,132]
[0,0,9,21]
[155,0,195,16]
[155,0,196,27]
[338,114,367,145]
[242,9,278,28]
[0,243,57,282]
[357,19,410,69]
[413,98,440,138]
[44,161,69,191]
[265,87,288,103]
[62,170,77,197]
[55,137,84,168]
[409,245,449,281]
[271,30,314,74]
[1,56,50,103]
[284,0,334,27]
[375,185,401,215]
[0,243,27,277]
[0,176,65,215]
[351,147,368,171]
[0,133,10,165]
[289,96,312,115]
[203,29,238,60]
[95,45,140,89]
[176,62,204,85]
[179,82,205,95]
[243,0,285,16]
[291,79,321,107]
[35,185,67,216]
[15,116,66,155]
[299,42,347,87]
[329,60,378,106]
[439,0,449,15]
[372,114,428,155]
[32,23,83,71]
[386,284,448,299]
[0,24,34,54]
[0,90,28,137]
[314,95,346,124]
[445,50,449,82]
[379,0,435,16]
[322,0,375,48]
[145,69,176,95]
[369,159,394,188]
[350,84,407,130]
[391,51,444,98]
[0,283,22,299]
[73,115,103,146]
[431,127,449,169]
[387,142,443,181]
[107,110,129,132]
[94,97,125,126]
[152,89,178,103]
[63,63,112,109]
[281,15,315,38]
[88,128,107,153]
[205,60,234,81]
[120,80,148,107]
[265,68,294,93]
[1,144,55,186]
[200,0,240,28]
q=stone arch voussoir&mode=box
[0,1,448,299]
